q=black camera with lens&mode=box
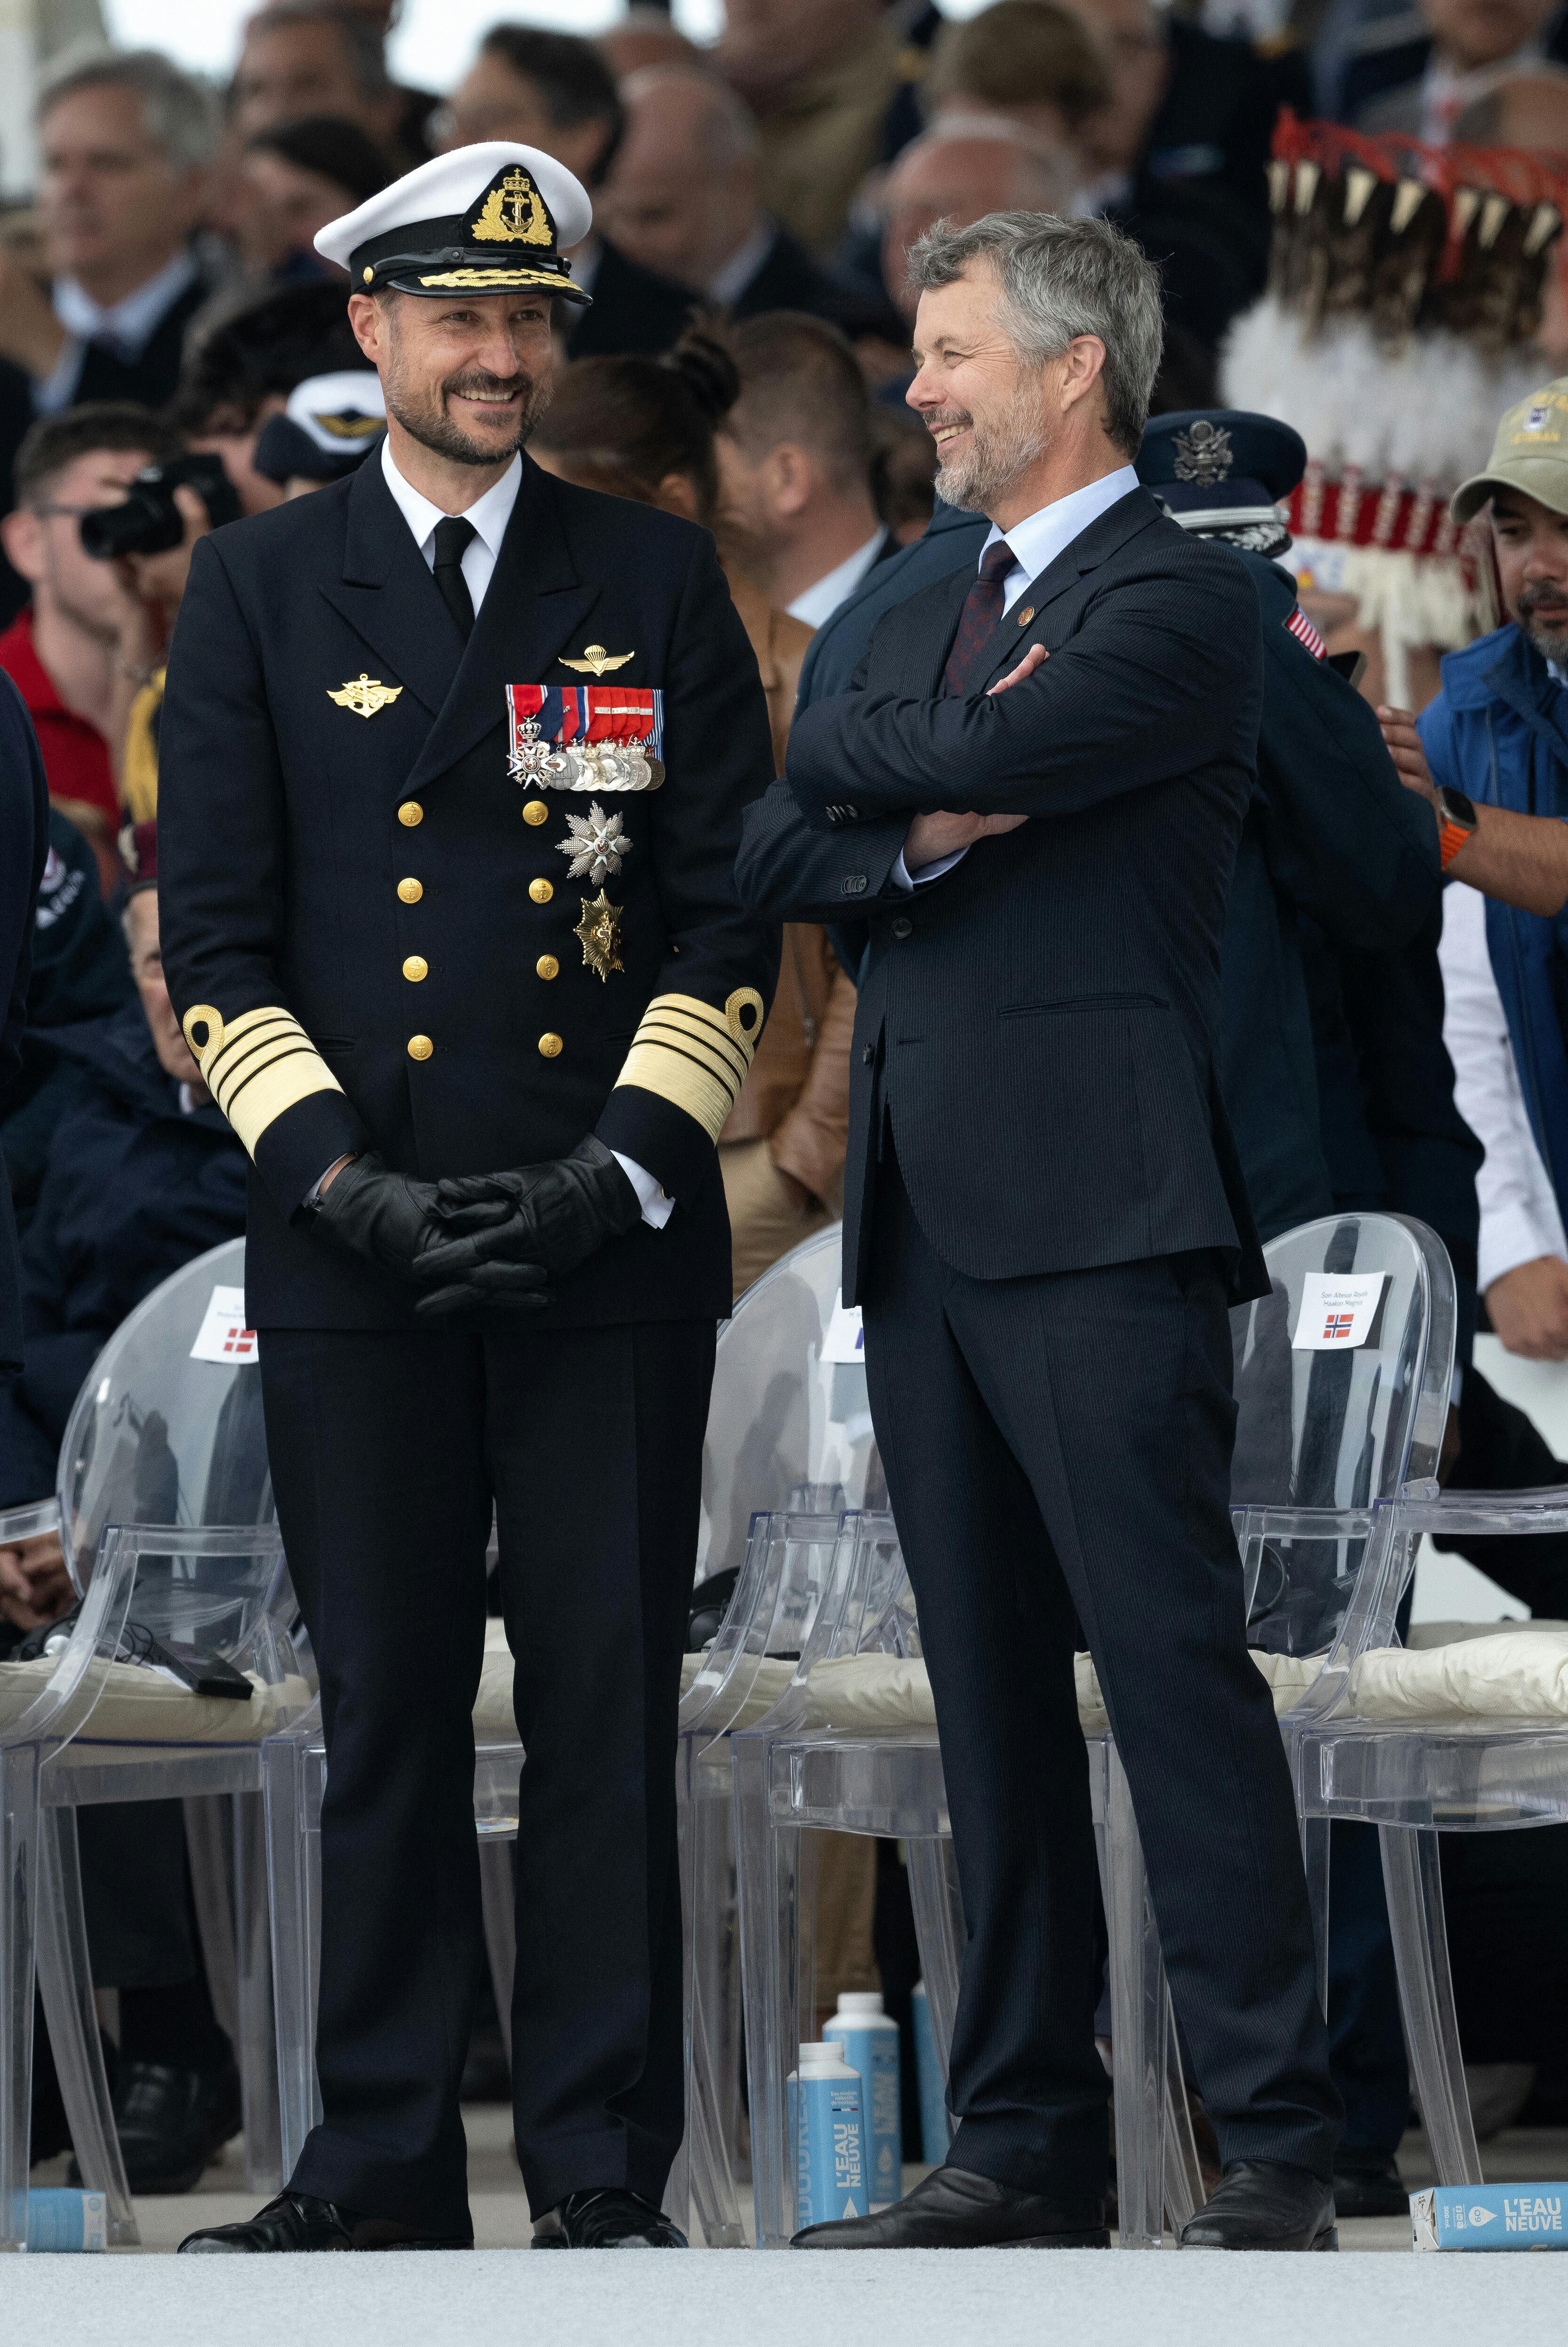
[80,452,242,562]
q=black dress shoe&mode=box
[179,2190,471,2253]
[792,2163,1109,2249]
[70,2059,243,2196]
[1331,2151,1409,2220]
[1178,2160,1337,2250]
[532,2188,688,2248]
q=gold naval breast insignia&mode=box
[329,673,404,719]
[575,890,625,982]
[558,644,635,676]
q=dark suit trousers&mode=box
[860,1151,1340,2195]
[259,1315,715,2235]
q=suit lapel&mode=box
[969,487,1165,694]
[319,457,462,719]
[405,458,599,797]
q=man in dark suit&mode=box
[737,209,1340,2252]
[159,141,776,2255]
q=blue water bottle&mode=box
[790,2040,868,2228]
[823,1991,902,2208]
[910,1981,949,2165]
[27,2189,107,2251]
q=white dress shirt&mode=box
[787,529,888,629]
[369,439,671,1228]
[895,465,1141,886]
[1438,880,1568,1291]
[35,249,201,413]
[708,221,776,307]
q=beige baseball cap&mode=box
[1452,379,1568,523]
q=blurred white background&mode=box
[99,0,998,91]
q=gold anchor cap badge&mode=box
[558,644,634,676]
[329,673,404,718]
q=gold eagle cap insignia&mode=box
[328,673,404,718]
[558,644,635,676]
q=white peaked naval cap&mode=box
[314,142,593,305]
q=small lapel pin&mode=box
[328,673,403,718]
[559,643,634,676]
[1016,606,1035,627]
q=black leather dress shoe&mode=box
[1178,2160,1337,2250]
[1331,2151,1409,2219]
[792,2164,1109,2249]
[179,2190,471,2253]
[71,2059,242,2195]
[532,2189,688,2248]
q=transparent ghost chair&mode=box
[729,1212,1454,2248]
[1289,1479,1568,2188]
[0,1239,307,2250]
[670,1225,882,2245]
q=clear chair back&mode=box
[697,1226,876,1584]
[1230,1213,1456,1657]
[56,1238,282,1655]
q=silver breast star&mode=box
[557,801,632,884]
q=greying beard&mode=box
[935,396,1051,514]
[1525,618,1568,668]
[383,361,553,468]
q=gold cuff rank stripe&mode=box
[183,1004,346,1160]
[613,991,763,1143]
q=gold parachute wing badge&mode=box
[328,673,404,719]
[558,644,635,676]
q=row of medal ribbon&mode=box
[506,684,665,792]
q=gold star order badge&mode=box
[328,673,403,718]
[574,890,625,982]
[558,643,634,676]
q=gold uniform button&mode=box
[397,877,423,904]
[529,877,553,904]
[402,955,428,982]
[538,1032,563,1058]
[523,799,549,826]
[536,954,559,980]
[398,801,423,827]
[407,1034,433,1061]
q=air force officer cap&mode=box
[315,142,593,306]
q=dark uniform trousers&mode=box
[861,1146,1340,2193]
[262,1313,714,2236]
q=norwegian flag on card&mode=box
[1286,605,1326,660]
[505,685,664,791]
[1322,1313,1356,1342]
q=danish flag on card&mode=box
[1292,1274,1388,1352]
[191,1286,258,1364]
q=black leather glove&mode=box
[410,1138,642,1316]
[310,1152,545,1305]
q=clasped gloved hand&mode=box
[409,1137,642,1317]
[311,1151,548,1311]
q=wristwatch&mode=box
[1435,785,1478,870]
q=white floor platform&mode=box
[14,2116,1567,2344]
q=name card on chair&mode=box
[1291,1273,1388,1352]
[822,1291,866,1363]
[190,1285,259,1364]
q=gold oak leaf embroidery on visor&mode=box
[612,988,765,1143]
[181,1005,346,1159]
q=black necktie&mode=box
[941,539,1017,695]
[432,515,477,641]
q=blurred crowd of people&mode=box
[8,0,1568,2219]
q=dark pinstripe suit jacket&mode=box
[735,486,1269,1306]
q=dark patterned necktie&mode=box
[432,515,477,641]
[942,538,1017,695]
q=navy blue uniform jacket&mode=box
[0,670,48,1369]
[737,486,1269,1304]
[157,453,778,1331]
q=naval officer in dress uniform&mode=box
[159,143,778,2252]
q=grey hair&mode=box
[906,211,1162,458]
[36,42,222,171]
[621,66,760,169]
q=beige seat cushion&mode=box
[1346,1628,1568,1722]
[0,1658,314,1751]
